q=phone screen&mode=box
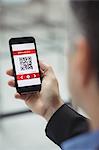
[12,43,41,88]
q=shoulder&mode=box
[61,131,99,150]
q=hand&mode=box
[6,62,64,121]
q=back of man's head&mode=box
[70,0,99,81]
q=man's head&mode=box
[68,1,99,118]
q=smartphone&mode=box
[9,37,41,94]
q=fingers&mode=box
[8,80,26,100]
[14,92,39,101]
[15,93,28,100]
[8,79,21,99]
[6,69,14,77]
[8,80,15,87]
[15,93,22,99]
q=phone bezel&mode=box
[9,37,41,94]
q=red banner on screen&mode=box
[17,73,40,80]
[13,49,36,56]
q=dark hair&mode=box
[70,0,99,80]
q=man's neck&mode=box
[81,78,99,131]
[84,97,99,131]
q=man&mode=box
[7,0,99,149]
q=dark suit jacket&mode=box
[45,104,89,147]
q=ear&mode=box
[74,37,92,86]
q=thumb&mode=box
[39,61,50,72]
[39,61,54,78]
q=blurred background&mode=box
[0,0,71,150]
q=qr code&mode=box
[19,56,33,71]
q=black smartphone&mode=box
[9,37,41,94]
